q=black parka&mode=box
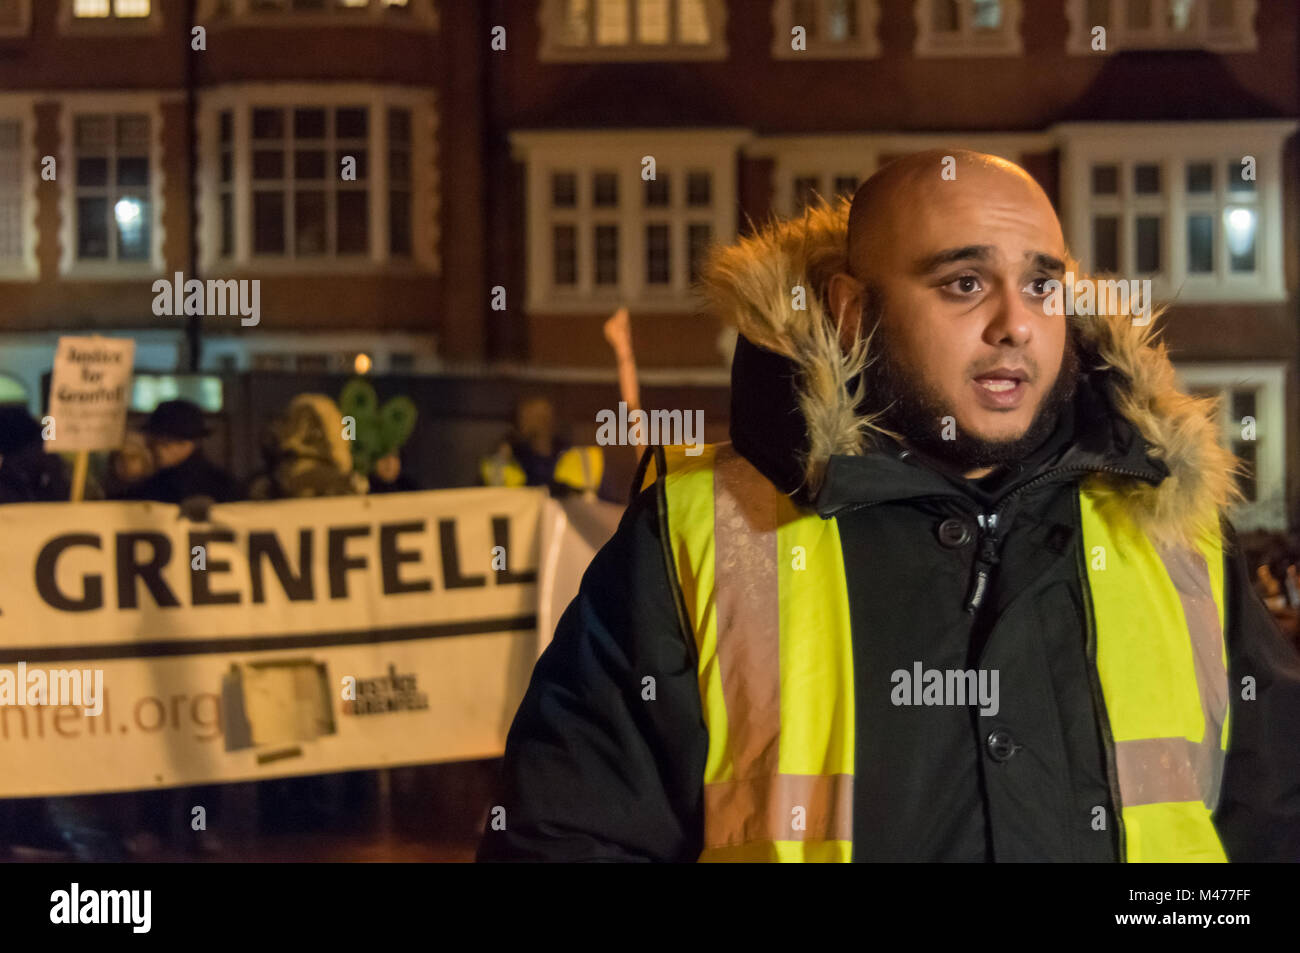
[478,201,1300,863]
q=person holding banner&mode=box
[0,406,69,504]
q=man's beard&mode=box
[855,297,1082,472]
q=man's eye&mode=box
[943,275,982,295]
[1025,276,1054,297]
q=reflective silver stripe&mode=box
[704,774,855,848]
[711,444,782,782]
[1114,545,1227,811]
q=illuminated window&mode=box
[540,0,726,61]
[772,0,880,58]
[1066,0,1256,53]
[914,0,1022,55]
[74,0,150,17]
[74,113,152,263]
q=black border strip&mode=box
[0,614,538,664]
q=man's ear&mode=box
[826,271,864,352]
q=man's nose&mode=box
[983,280,1034,348]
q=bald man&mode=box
[479,151,1300,863]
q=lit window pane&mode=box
[595,0,628,45]
[117,115,150,150]
[114,0,152,17]
[1092,215,1118,272]
[678,0,710,43]
[1186,214,1213,273]
[638,0,668,43]
[972,0,1002,31]
[564,0,591,44]
[553,225,577,285]
[1186,161,1213,193]
[646,223,670,284]
[594,224,618,285]
[827,0,856,41]
[114,196,149,259]
[1135,215,1161,273]
[1167,0,1194,31]
[74,0,111,17]
[1225,207,1256,272]
[1091,164,1118,195]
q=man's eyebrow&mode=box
[1030,252,1066,274]
[914,245,994,274]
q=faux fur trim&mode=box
[699,197,1242,549]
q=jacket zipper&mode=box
[963,463,1156,613]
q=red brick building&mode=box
[0,0,1296,526]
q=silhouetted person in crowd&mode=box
[0,406,69,504]
[121,399,238,504]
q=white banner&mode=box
[0,487,547,796]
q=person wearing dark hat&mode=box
[121,399,239,504]
[0,405,69,504]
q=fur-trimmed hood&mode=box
[700,197,1242,549]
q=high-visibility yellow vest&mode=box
[480,455,526,488]
[553,446,605,495]
[648,443,1230,863]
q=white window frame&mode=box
[58,92,169,279]
[1057,121,1295,304]
[1174,361,1286,531]
[0,0,31,37]
[750,132,1052,218]
[537,0,728,62]
[60,0,163,34]
[197,84,440,275]
[196,0,438,30]
[512,129,748,314]
[913,0,1023,57]
[0,95,38,280]
[1065,0,1257,54]
[771,0,880,59]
